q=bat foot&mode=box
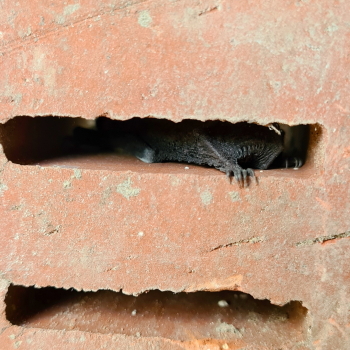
[285,157,303,169]
[226,167,256,187]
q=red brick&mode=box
[0,0,350,348]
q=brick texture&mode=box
[1,0,349,349]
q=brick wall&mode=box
[0,0,349,349]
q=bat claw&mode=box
[242,169,248,187]
[235,171,242,185]
[231,167,255,187]
[247,168,258,184]
[285,157,303,169]
[226,171,233,184]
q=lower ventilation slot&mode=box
[5,285,308,346]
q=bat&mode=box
[73,118,304,186]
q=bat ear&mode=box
[110,133,157,163]
[135,148,156,163]
[268,123,284,138]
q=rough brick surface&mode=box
[0,0,350,349]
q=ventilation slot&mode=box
[5,284,308,346]
[0,116,320,179]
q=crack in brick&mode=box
[1,0,149,56]
[296,231,350,246]
[209,236,264,252]
[43,225,61,236]
[198,6,218,16]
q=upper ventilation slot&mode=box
[0,116,317,184]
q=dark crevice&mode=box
[0,116,89,165]
[5,284,308,344]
